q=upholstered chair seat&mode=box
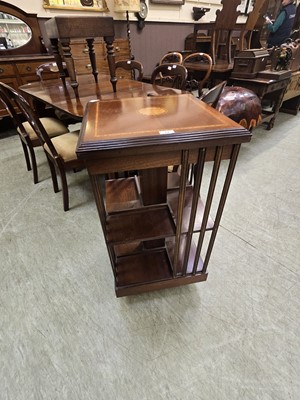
[44,132,80,162]
[18,117,69,141]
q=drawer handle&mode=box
[115,46,120,52]
[86,64,92,69]
[0,68,4,73]
[83,48,89,53]
[26,66,32,72]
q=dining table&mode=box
[19,74,182,121]
[19,75,251,297]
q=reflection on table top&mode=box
[19,75,182,120]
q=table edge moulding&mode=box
[76,93,252,297]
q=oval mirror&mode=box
[0,12,32,50]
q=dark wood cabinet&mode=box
[0,54,55,118]
[0,1,46,56]
[0,1,53,117]
[280,71,300,115]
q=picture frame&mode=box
[43,0,108,12]
[150,0,185,5]
[240,0,254,15]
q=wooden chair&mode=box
[0,82,70,184]
[115,60,144,81]
[142,52,183,84]
[183,52,213,97]
[238,0,269,51]
[192,0,241,77]
[44,16,117,95]
[159,51,183,65]
[0,82,84,211]
[210,0,241,66]
[199,80,227,108]
[36,61,80,125]
[36,61,69,81]
[150,64,188,90]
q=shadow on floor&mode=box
[0,116,17,138]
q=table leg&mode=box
[86,38,98,83]
[49,38,67,86]
[267,87,288,130]
[60,38,79,96]
[104,38,117,93]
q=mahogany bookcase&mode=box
[77,94,251,297]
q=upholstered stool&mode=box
[216,86,262,131]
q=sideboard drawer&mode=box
[0,63,15,77]
[74,58,108,75]
[113,39,130,59]
[70,40,105,58]
[16,61,48,76]
[20,75,40,84]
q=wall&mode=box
[7,0,226,22]
[5,0,247,75]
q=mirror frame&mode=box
[0,1,46,56]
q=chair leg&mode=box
[46,155,59,193]
[28,143,38,184]
[60,170,69,211]
[57,161,69,211]
[20,140,31,172]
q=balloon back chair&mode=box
[159,51,183,65]
[36,61,69,81]
[115,60,144,81]
[150,64,188,90]
[183,52,213,97]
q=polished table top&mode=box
[78,93,245,152]
[19,75,182,120]
[76,93,250,173]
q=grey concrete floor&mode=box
[0,112,299,400]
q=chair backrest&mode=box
[183,52,213,96]
[0,83,31,140]
[0,82,59,157]
[159,52,183,65]
[44,16,117,93]
[36,61,68,81]
[199,80,227,108]
[150,63,188,90]
[210,0,241,64]
[238,0,268,51]
[115,60,144,81]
